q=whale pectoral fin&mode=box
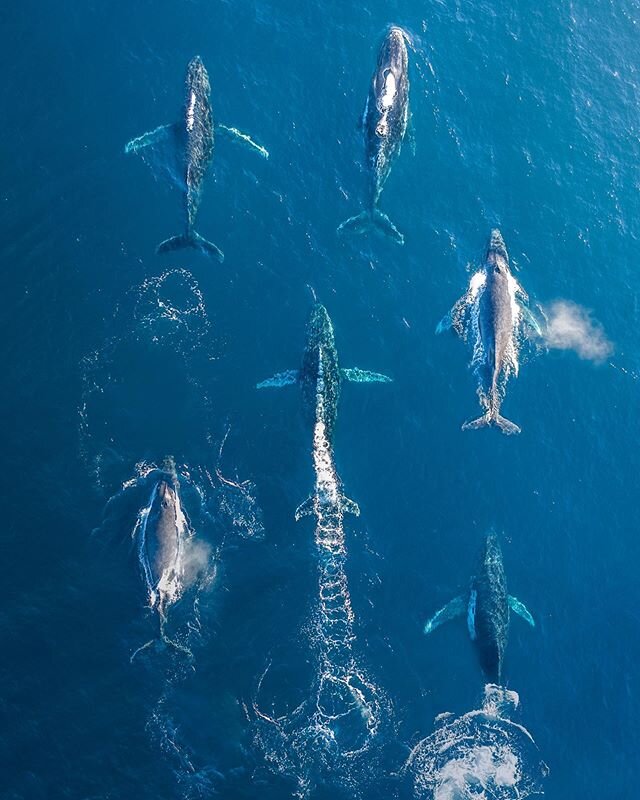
[125,123,174,155]
[436,311,454,335]
[357,95,369,131]
[256,370,299,389]
[216,123,269,159]
[508,595,535,627]
[519,303,543,339]
[295,496,314,521]
[341,496,360,517]
[424,595,466,635]
[125,122,183,187]
[407,109,416,156]
[341,368,392,383]
[437,293,473,338]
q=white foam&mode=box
[186,90,196,132]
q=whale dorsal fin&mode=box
[256,370,299,389]
[424,594,466,635]
[508,595,535,627]
[341,367,392,383]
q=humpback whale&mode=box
[424,531,534,683]
[125,55,268,261]
[337,26,411,245]
[130,457,194,660]
[437,229,541,435]
[257,302,391,443]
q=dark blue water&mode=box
[3,0,639,797]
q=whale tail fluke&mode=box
[337,209,404,245]
[462,412,521,436]
[157,231,224,262]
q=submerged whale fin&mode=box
[341,495,360,516]
[508,595,535,627]
[157,230,224,262]
[341,367,392,383]
[125,123,183,189]
[129,625,194,663]
[424,595,466,634]
[295,495,315,521]
[462,413,521,436]
[337,209,405,245]
[436,311,454,334]
[256,370,299,389]
[216,123,269,159]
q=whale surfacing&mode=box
[438,229,542,435]
[338,26,411,245]
[423,531,535,683]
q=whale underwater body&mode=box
[338,26,412,245]
[424,531,535,684]
[126,55,268,261]
[437,229,542,435]
[130,457,195,660]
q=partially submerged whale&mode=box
[126,55,268,261]
[131,457,194,660]
[257,302,391,443]
[437,229,541,435]
[338,26,411,245]
[424,531,534,683]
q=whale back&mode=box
[472,532,509,682]
[363,28,410,204]
[300,304,341,441]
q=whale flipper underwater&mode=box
[256,303,392,443]
[338,26,411,245]
[125,55,268,261]
[423,531,535,683]
[437,229,540,435]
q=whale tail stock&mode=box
[337,208,404,245]
[157,230,224,262]
[462,412,521,436]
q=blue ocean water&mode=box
[2,0,640,797]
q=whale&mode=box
[337,26,411,245]
[423,531,534,683]
[437,229,541,435]
[130,457,194,660]
[125,55,268,261]
[256,302,391,443]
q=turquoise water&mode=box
[2,0,639,797]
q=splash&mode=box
[541,300,613,362]
[252,349,389,797]
[405,685,547,800]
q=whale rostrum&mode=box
[125,55,268,261]
[423,530,535,684]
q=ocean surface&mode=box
[2,0,639,797]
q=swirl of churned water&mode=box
[405,685,548,800]
[252,356,390,797]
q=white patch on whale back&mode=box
[186,90,196,132]
[381,70,397,108]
